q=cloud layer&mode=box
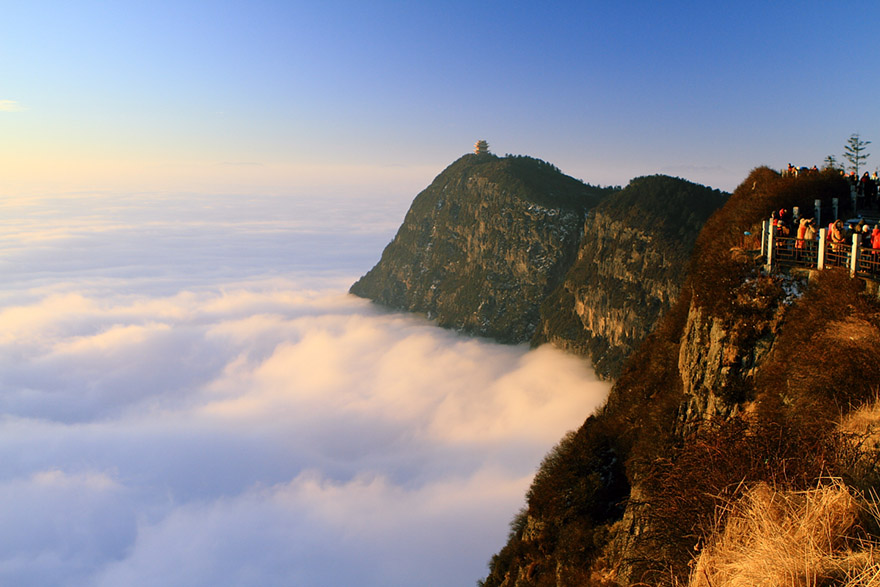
[0,100,23,112]
[0,192,610,585]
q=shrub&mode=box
[635,410,841,584]
[688,166,849,318]
[755,269,880,417]
[837,392,880,498]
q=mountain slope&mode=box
[481,167,880,587]
[535,175,727,379]
[350,153,615,342]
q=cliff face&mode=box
[352,161,725,362]
[535,176,726,379]
[350,154,614,342]
[353,155,880,586]
[482,167,880,587]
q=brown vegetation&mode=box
[689,166,848,317]
[689,480,880,586]
[755,270,880,417]
[634,411,842,583]
[482,167,878,587]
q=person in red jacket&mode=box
[872,225,880,274]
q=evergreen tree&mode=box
[823,154,842,171]
[843,133,871,175]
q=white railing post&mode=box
[818,228,826,270]
[766,222,775,271]
[761,219,769,259]
[851,234,860,276]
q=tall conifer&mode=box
[843,133,871,175]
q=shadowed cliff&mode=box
[535,175,727,379]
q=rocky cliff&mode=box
[353,154,880,585]
[352,157,725,368]
[481,167,880,587]
[535,176,726,379]
[350,153,614,342]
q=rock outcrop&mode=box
[352,157,725,368]
[350,153,614,342]
[352,153,880,586]
[481,167,880,587]
[535,175,726,379]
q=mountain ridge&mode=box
[534,174,727,378]
[351,153,880,585]
[481,166,880,586]
[350,154,723,369]
[350,153,616,343]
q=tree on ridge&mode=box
[844,133,871,175]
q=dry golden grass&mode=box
[823,318,880,346]
[689,480,880,587]
[839,394,880,446]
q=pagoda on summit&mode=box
[474,139,490,155]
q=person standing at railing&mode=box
[795,217,811,259]
[871,225,880,275]
[804,219,817,243]
[831,219,847,265]
[777,220,791,237]
[831,220,845,246]
[861,224,873,248]
[796,218,808,243]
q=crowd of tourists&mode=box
[773,207,879,249]
[771,207,880,272]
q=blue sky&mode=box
[2,1,879,194]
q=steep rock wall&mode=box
[350,154,613,342]
[536,175,727,379]
[482,167,873,587]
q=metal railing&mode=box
[855,246,880,277]
[762,218,880,281]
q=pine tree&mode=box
[823,154,842,171]
[843,133,871,175]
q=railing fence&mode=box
[762,218,880,278]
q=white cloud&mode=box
[0,192,611,585]
[0,469,135,586]
[0,100,23,112]
[91,467,534,587]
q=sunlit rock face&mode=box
[481,169,880,587]
[535,175,728,378]
[350,153,613,343]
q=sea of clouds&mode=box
[0,190,611,586]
